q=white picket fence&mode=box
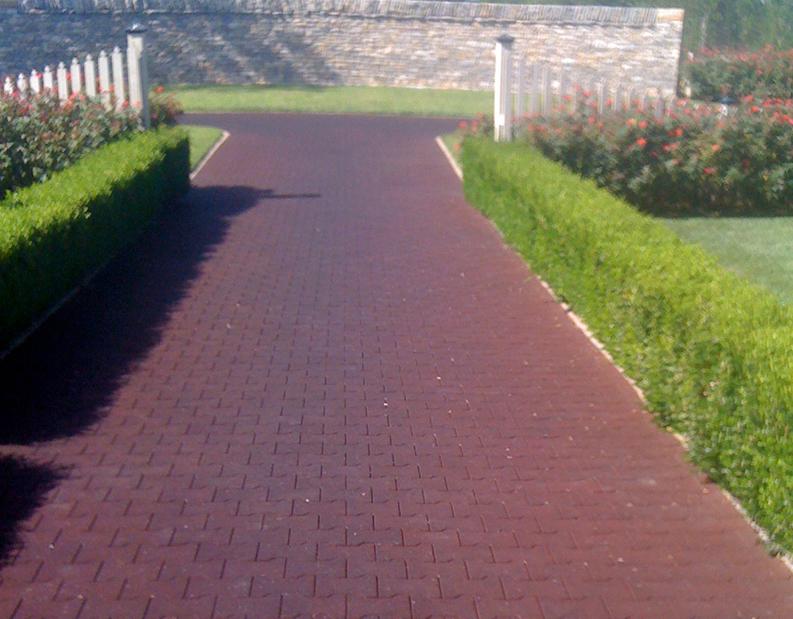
[2,24,150,128]
[493,35,677,141]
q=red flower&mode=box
[703,167,717,175]
[636,137,647,148]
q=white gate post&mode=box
[493,34,514,142]
[126,23,150,128]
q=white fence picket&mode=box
[16,73,28,97]
[515,59,525,118]
[30,70,42,95]
[70,58,82,96]
[654,96,665,120]
[111,46,126,111]
[85,54,97,98]
[595,82,606,115]
[98,51,111,109]
[56,62,68,101]
[529,64,540,115]
[43,66,54,92]
[541,67,551,115]
[493,34,514,142]
[559,72,569,114]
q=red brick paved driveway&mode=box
[0,114,791,618]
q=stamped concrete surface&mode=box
[0,114,791,619]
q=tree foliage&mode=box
[481,0,793,51]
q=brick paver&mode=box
[0,113,791,618]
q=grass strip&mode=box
[183,125,224,170]
[169,84,490,117]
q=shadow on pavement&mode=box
[0,455,65,565]
[0,184,269,445]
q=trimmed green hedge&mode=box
[462,137,793,552]
[0,128,189,350]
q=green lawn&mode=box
[182,125,224,170]
[663,218,793,304]
[170,85,490,117]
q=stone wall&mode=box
[0,0,684,92]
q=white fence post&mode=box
[98,51,112,109]
[126,23,150,128]
[112,46,126,111]
[85,54,97,98]
[56,62,69,101]
[493,34,514,142]
[70,58,82,96]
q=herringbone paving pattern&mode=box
[0,114,791,618]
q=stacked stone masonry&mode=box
[1,0,684,92]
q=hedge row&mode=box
[0,128,190,350]
[461,137,793,552]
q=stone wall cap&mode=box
[656,8,684,22]
[17,0,678,26]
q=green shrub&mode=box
[462,137,793,551]
[0,93,139,196]
[688,48,793,101]
[498,97,793,216]
[0,128,189,350]
[149,86,185,127]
